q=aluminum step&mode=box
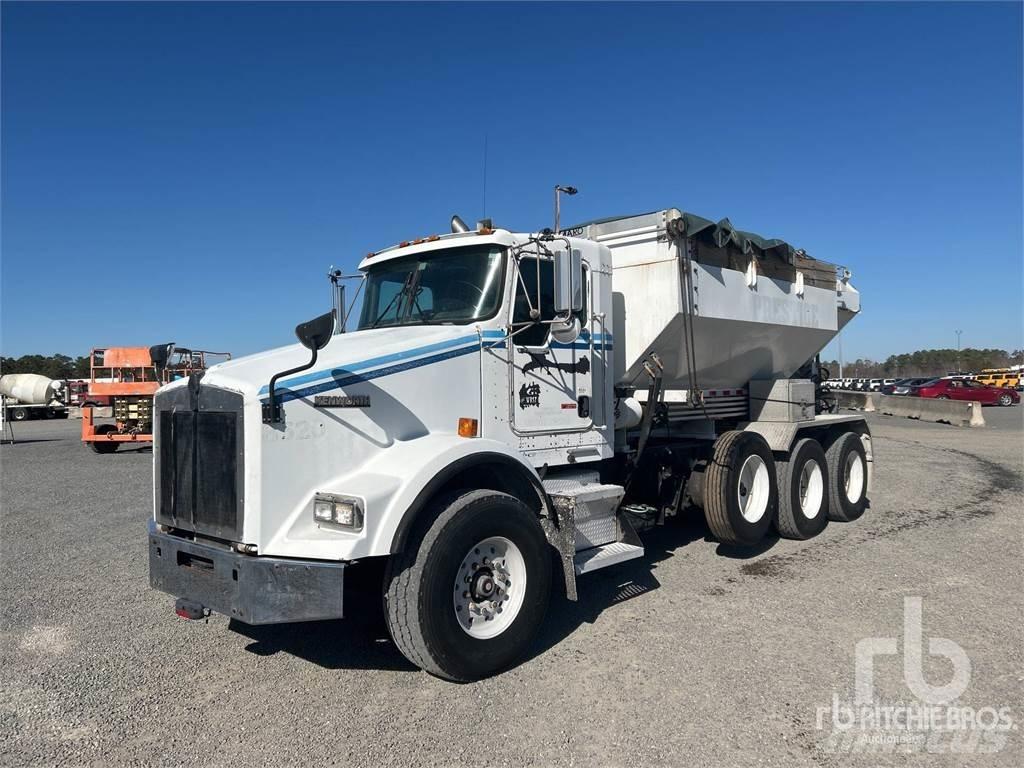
[547,482,625,550]
[573,541,645,575]
[542,469,601,495]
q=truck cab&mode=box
[150,209,872,681]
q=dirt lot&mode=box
[2,409,1021,767]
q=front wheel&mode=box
[11,407,29,421]
[938,394,951,400]
[383,489,551,682]
[998,393,1013,406]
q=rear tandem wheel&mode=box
[703,430,778,546]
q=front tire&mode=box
[383,489,551,682]
[825,432,868,522]
[11,407,28,421]
[999,393,1013,406]
[775,438,830,540]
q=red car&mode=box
[911,378,1019,406]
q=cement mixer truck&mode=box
[149,206,870,681]
[0,374,69,421]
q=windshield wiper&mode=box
[369,270,416,328]
[401,267,424,322]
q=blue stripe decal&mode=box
[263,328,615,400]
[481,329,614,350]
[259,334,480,395]
[266,344,480,403]
[481,329,614,342]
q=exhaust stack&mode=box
[450,215,470,233]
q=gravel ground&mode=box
[2,409,1021,767]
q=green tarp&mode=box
[676,212,798,264]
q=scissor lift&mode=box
[82,345,230,453]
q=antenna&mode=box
[482,133,488,219]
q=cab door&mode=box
[509,253,592,433]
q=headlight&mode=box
[313,493,364,531]
[313,499,335,523]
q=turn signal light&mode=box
[458,418,479,438]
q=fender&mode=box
[389,450,551,555]
[352,434,550,558]
[263,434,550,561]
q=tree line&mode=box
[3,347,1022,383]
[1,354,92,380]
[823,348,1024,379]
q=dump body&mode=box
[567,209,859,390]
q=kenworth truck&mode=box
[149,206,871,681]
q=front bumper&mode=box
[148,522,345,624]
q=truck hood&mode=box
[194,325,487,400]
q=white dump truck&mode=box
[149,206,870,681]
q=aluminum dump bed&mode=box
[566,209,859,391]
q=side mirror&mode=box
[553,249,583,314]
[149,343,175,378]
[295,310,335,351]
[264,310,336,424]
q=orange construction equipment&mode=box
[82,345,230,453]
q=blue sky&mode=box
[2,1,1021,362]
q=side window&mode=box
[579,264,590,327]
[512,257,588,347]
[512,257,556,346]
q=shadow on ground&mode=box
[232,510,780,676]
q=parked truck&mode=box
[149,205,870,681]
[0,374,69,421]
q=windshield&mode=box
[358,245,506,330]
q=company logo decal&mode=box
[519,383,541,409]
